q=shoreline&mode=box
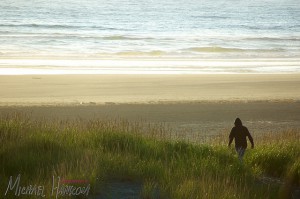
[0,58,300,75]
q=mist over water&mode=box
[0,0,299,73]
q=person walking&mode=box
[228,118,254,162]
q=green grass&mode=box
[0,113,299,198]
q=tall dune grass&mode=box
[0,113,299,198]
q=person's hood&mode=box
[234,118,242,127]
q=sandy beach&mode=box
[1,74,300,137]
[1,74,300,105]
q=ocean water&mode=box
[0,0,300,74]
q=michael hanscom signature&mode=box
[4,174,90,198]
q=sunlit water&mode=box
[0,0,299,74]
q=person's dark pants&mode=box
[235,147,246,163]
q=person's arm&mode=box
[246,128,254,149]
[228,128,234,147]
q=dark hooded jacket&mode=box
[229,118,254,149]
